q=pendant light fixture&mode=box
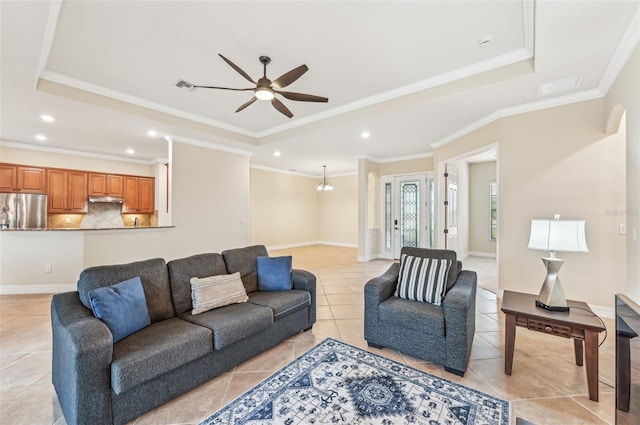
[317,165,333,191]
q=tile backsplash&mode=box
[48,203,155,229]
[81,203,125,228]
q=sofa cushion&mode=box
[167,253,228,315]
[180,302,273,350]
[222,245,269,293]
[395,254,452,306]
[248,290,310,321]
[111,317,212,395]
[78,258,174,323]
[257,256,293,291]
[378,296,445,337]
[88,276,151,343]
[190,272,248,315]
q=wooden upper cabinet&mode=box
[47,169,87,213]
[138,177,155,213]
[123,176,155,213]
[0,164,46,193]
[88,173,124,197]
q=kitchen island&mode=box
[0,226,176,294]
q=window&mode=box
[490,182,497,240]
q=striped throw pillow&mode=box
[394,254,452,305]
[190,272,248,315]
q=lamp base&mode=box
[535,299,570,312]
[536,257,570,312]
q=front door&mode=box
[380,173,433,259]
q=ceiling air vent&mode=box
[538,74,582,96]
[176,80,194,90]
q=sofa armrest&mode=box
[364,263,400,307]
[292,269,317,327]
[51,292,114,425]
[364,263,400,344]
[442,270,477,374]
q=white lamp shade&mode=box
[528,219,589,252]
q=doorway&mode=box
[379,173,435,259]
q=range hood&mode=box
[88,196,124,203]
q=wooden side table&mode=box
[501,290,606,402]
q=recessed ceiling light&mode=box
[126,148,135,155]
[35,134,46,141]
[40,114,55,123]
[274,151,281,157]
[361,131,370,139]
[147,130,158,137]
[478,35,494,48]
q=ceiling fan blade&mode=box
[235,97,258,113]
[218,54,257,85]
[271,98,293,118]
[275,91,328,103]
[194,85,254,92]
[271,65,308,89]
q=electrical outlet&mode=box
[65,217,71,224]
[45,264,52,273]
[620,224,627,235]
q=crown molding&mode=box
[36,0,62,90]
[38,70,257,138]
[250,164,316,178]
[599,5,640,94]
[431,88,603,149]
[0,140,156,165]
[255,47,533,139]
[170,135,254,157]
[377,152,435,163]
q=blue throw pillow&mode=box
[88,276,151,343]
[257,256,293,291]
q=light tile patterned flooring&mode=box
[0,245,616,424]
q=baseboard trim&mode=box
[267,241,358,251]
[467,251,497,258]
[588,304,614,319]
[0,284,75,295]
[357,253,380,262]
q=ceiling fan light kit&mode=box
[184,54,328,118]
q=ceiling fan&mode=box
[179,54,328,118]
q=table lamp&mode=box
[528,215,588,312]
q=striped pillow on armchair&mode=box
[394,254,452,306]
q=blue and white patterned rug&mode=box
[200,338,509,425]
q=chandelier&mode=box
[317,165,333,191]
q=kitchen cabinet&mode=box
[88,173,124,197]
[123,176,155,213]
[0,164,46,193]
[47,169,88,213]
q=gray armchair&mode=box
[364,247,477,376]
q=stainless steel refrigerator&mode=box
[0,193,48,229]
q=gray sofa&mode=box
[51,245,316,425]
[364,247,477,376]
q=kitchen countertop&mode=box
[1,226,175,231]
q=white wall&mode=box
[605,43,640,303]
[0,231,84,293]
[317,174,358,246]
[469,161,497,255]
[0,145,153,176]
[0,141,251,292]
[249,167,358,249]
[250,168,318,248]
[434,99,627,308]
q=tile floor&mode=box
[0,245,616,425]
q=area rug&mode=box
[200,338,510,425]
